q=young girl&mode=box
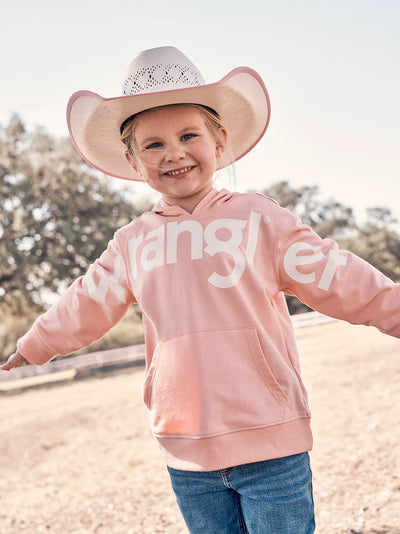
[2,46,400,534]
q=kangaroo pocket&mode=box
[143,328,288,438]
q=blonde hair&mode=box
[120,103,233,171]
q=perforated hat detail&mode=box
[123,63,204,95]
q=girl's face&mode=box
[128,105,226,213]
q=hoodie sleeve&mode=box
[17,233,136,365]
[275,214,400,338]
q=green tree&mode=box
[0,115,147,316]
[340,207,400,282]
[261,180,355,239]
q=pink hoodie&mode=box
[18,189,400,470]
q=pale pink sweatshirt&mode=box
[18,189,400,471]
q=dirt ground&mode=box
[1,321,399,534]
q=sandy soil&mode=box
[1,321,399,534]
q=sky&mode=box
[1,0,399,223]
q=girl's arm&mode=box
[12,232,136,366]
[276,214,400,338]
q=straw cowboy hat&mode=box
[67,46,271,181]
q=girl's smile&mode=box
[128,105,226,213]
[163,166,196,178]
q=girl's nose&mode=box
[164,143,185,162]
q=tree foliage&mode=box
[261,180,356,239]
[340,207,400,282]
[0,115,146,316]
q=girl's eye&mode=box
[145,142,162,149]
[181,133,196,142]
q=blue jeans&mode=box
[167,453,315,534]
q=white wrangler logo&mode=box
[85,256,127,304]
[128,212,262,289]
[283,242,347,291]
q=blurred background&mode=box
[1,0,400,360]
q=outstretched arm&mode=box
[6,231,136,368]
[275,213,400,338]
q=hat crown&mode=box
[122,46,205,96]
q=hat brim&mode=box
[67,67,271,181]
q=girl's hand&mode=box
[1,351,30,371]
